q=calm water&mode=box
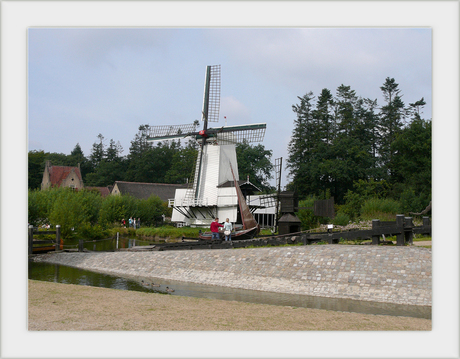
[28,261,431,319]
[62,237,154,252]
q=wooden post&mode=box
[404,217,414,245]
[78,239,84,252]
[55,225,61,251]
[28,225,34,255]
[371,219,380,245]
[116,232,119,250]
[422,216,431,235]
[423,216,430,227]
[396,214,405,246]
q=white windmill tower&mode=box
[147,65,266,237]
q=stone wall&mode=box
[33,245,431,306]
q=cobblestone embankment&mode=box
[32,245,432,306]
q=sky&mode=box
[28,27,432,187]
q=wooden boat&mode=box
[199,163,260,241]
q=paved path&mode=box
[32,245,432,306]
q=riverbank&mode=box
[31,245,432,306]
[28,280,431,331]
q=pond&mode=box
[28,261,431,319]
[62,237,157,252]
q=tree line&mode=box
[28,186,167,238]
[287,77,431,219]
[28,124,275,192]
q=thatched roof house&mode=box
[111,181,188,202]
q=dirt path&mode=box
[28,280,431,331]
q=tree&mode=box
[391,118,431,200]
[125,125,152,182]
[86,135,126,187]
[68,143,92,181]
[236,140,274,192]
[287,91,317,196]
[378,77,407,178]
[409,97,426,120]
[28,150,47,190]
[165,140,199,184]
[89,134,105,170]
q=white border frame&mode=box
[2,1,458,358]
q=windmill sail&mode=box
[202,65,221,123]
[230,162,259,231]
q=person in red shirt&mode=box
[210,218,223,240]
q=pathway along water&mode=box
[28,261,430,319]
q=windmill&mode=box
[147,65,266,231]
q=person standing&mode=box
[223,218,233,241]
[210,218,223,240]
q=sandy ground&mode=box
[28,279,431,331]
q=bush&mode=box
[399,187,431,215]
[296,197,321,230]
[332,212,350,226]
[77,223,110,240]
[98,194,138,227]
[340,190,363,221]
[360,197,402,220]
[48,188,87,238]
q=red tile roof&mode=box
[49,166,82,186]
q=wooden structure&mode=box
[28,225,62,254]
[278,213,302,235]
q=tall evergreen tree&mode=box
[287,91,316,196]
[378,77,407,178]
[89,134,105,170]
[28,150,47,190]
[68,143,91,180]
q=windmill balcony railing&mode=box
[169,198,209,207]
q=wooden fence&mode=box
[311,215,431,246]
[155,215,431,251]
[28,225,61,255]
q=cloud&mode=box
[220,95,251,124]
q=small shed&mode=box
[278,213,302,235]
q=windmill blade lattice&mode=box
[200,123,267,144]
[147,123,198,141]
[202,65,221,123]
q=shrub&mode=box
[137,195,164,226]
[360,197,402,220]
[332,212,350,226]
[48,188,86,238]
[77,223,110,240]
[98,194,138,227]
[297,197,321,230]
[340,190,363,220]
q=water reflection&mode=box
[28,261,431,319]
[63,237,155,252]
